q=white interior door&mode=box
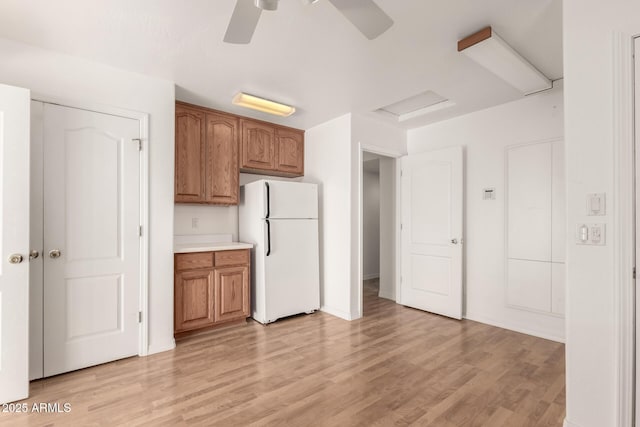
[43,104,140,377]
[400,146,463,319]
[0,83,30,403]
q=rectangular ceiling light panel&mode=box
[232,92,296,117]
[458,27,551,95]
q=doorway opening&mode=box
[361,151,397,316]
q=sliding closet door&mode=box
[42,104,141,377]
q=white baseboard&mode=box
[464,312,565,343]
[363,273,380,280]
[320,305,353,321]
[146,339,176,355]
[378,290,395,301]
[563,419,580,427]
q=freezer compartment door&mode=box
[263,219,320,322]
[264,180,318,219]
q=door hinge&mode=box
[133,138,142,151]
[634,267,636,280]
[138,226,143,237]
[401,170,403,177]
[400,223,403,230]
[138,311,142,323]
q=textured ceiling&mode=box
[0,0,562,130]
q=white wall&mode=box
[563,1,640,426]
[378,157,396,301]
[362,168,380,279]
[0,37,176,354]
[304,114,353,319]
[407,85,565,342]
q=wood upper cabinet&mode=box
[240,119,276,171]
[205,112,239,205]
[175,103,239,205]
[240,118,304,177]
[276,128,304,176]
[175,106,205,202]
[174,268,215,333]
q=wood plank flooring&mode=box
[0,279,565,426]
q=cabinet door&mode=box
[276,128,304,176]
[175,269,215,332]
[205,113,239,205]
[175,105,205,202]
[214,265,249,323]
[240,119,276,172]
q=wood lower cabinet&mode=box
[214,265,249,323]
[174,268,215,332]
[240,118,304,177]
[174,249,251,336]
[175,103,239,205]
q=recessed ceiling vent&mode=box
[376,90,455,122]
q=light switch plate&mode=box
[587,193,606,216]
[575,223,606,245]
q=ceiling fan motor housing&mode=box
[255,0,278,11]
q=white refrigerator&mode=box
[239,180,320,324]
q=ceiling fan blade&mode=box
[328,0,393,40]
[223,0,263,44]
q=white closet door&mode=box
[0,83,30,404]
[507,143,552,262]
[551,141,565,263]
[43,104,140,377]
[29,100,44,380]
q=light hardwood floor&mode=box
[2,279,565,426]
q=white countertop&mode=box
[173,234,253,254]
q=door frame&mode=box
[31,93,151,357]
[356,142,403,319]
[612,32,637,427]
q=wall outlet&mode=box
[575,223,605,245]
[191,217,199,229]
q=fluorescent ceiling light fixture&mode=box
[255,0,278,11]
[377,90,456,121]
[458,26,551,95]
[232,92,296,117]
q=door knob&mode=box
[8,254,23,264]
[29,250,39,260]
[49,249,61,259]
[450,238,458,244]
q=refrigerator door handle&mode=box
[266,219,271,256]
[265,182,270,218]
